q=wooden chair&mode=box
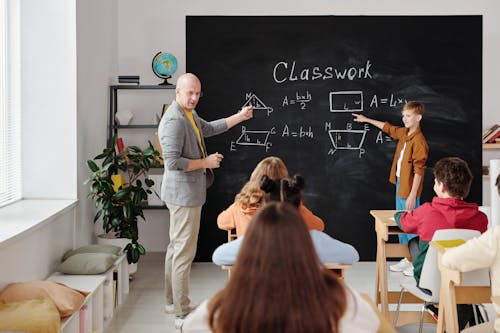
[436,247,492,333]
[360,293,397,333]
[228,228,237,242]
[393,229,482,332]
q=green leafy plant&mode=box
[85,137,162,264]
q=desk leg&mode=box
[376,233,389,319]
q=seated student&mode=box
[212,174,359,266]
[440,174,500,333]
[183,202,382,333]
[217,156,324,237]
[394,157,488,329]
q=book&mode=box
[433,239,466,249]
[116,137,125,153]
[483,124,500,143]
[118,75,140,84]
[487,128,500,143]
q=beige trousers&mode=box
[164,203,201,317]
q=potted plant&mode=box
[85,136,161,265]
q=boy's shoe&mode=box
[389,258,412,272]
[426,304,439,321]
[403,266,414,277]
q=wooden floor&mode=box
[104,253,494,333]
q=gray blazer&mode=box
[158,101,228,206]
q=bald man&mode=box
[158,73,253,327]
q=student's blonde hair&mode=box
[402,101,425,116]
[235,157,289,209]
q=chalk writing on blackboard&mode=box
[327,129,367,157]
[369,94,407,108]
[330,91,364,112]
[241,93,273,116]
[230,126,275,151]
[281,125,314,138]
[272,60,373,83]
[282,90,312,110]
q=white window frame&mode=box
[0,0,21,208]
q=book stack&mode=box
[118,75,140,84]
[482,124,500,143]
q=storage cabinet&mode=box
[47,254,129,333]
[109,84,175,209]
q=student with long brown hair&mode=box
[212,174,358,266]
[217,156,324,237]
[182,202,379,333]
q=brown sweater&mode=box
[217,201,325,237]
[382,122,428,198]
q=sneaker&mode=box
[389,258,412,272]
[403,265,414,277]
[426,304,439,321]
[165,303,175,314]
[174,316,185,329]
[165,301,199,314]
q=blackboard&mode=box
[186,15,483,261]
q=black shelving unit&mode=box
[109,84,175,209]
[108,84,176,147]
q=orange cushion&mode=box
[0,280,88,317]
[0,299,61,333]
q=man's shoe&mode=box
[403,266,414,277]
[165,301,199,314]
[389,258,412,272]
[165,303,175,314]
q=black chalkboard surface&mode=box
[186,16,482,261]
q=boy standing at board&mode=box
[352,101,428,275]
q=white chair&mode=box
[392,229,487,333]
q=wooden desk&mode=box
[371,210,428,325]
[433,243,492,333]
[222,263,351,279]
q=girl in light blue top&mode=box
[212,174,359,266]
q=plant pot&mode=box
[97,234,138,274]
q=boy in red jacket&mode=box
[394,157,488,328]
[394,157,488,284]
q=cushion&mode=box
[57,253,117,275]
[62,244,122,261]
[0,281,87,317]
[0,299,61,333]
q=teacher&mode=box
[158,73,253,329]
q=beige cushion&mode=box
[57,253,117,275]
[0,281,87,317]
[0,299,61,333]
[62,244,122,261]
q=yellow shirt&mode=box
[184,110,206,157]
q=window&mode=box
[0,0,21,207]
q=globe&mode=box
[152,51,178,85]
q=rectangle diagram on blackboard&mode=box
[329,91,363,112]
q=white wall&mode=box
[21,0,77,199]
[0,202,76,290]
[72,0,500,251]
[76,0,118,246]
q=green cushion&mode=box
[57,253,118,275]
[62,244,122,261]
